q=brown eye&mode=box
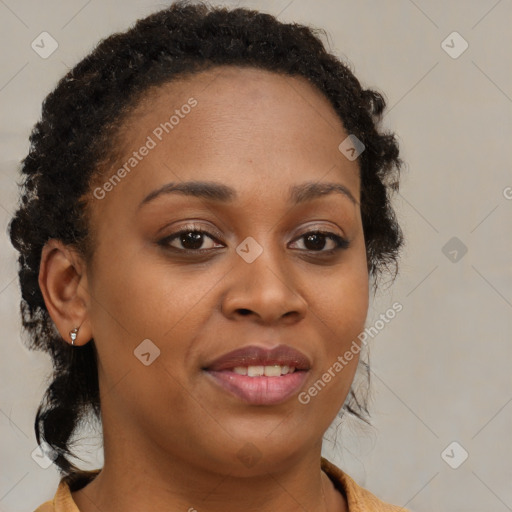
[304,233,329,251]
[176,231,207,250]
[290,231,350,253]
[160,227,224,253]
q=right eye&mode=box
[159,226,225,253]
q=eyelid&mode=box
[292,222,346,239]
[160,221,225,241]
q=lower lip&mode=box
[205,370,309,405]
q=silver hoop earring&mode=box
[69,327,79,346]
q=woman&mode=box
[9,2,407,510]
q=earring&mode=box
[69,327,79,346]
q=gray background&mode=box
[1,1,511,511]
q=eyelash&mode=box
[158,224,350,255]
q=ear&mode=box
[38,239,93,346]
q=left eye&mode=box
[289,231,349,252]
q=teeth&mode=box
[247,366,264,377]
[232,365,296,377]
[264,365,281,377]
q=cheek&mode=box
[87,244,223,384]
[86,250,206,423]
[316,244,369,338]
[313,280,368,384]
[89,241,211,335]
[308,243,369,394]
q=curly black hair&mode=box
[8,0,403,490]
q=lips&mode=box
[203,345,311,405]
[204,345,311,372]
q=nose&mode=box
[221,244,308,326]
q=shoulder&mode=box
[33,470,101,512]
[321,457,409,512]
[33,480,72,512]
[33,500,54,512]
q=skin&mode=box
[39,66,369,512]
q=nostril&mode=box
[237,309,252,316]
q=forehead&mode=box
[89,66,360,219]
[114,65,350,159]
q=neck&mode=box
[71,437,347,512]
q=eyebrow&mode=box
[138,180,357,209]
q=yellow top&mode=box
[34,457,409,511]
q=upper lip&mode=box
[204,344,311,371]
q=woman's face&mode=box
[84,66,368,474]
